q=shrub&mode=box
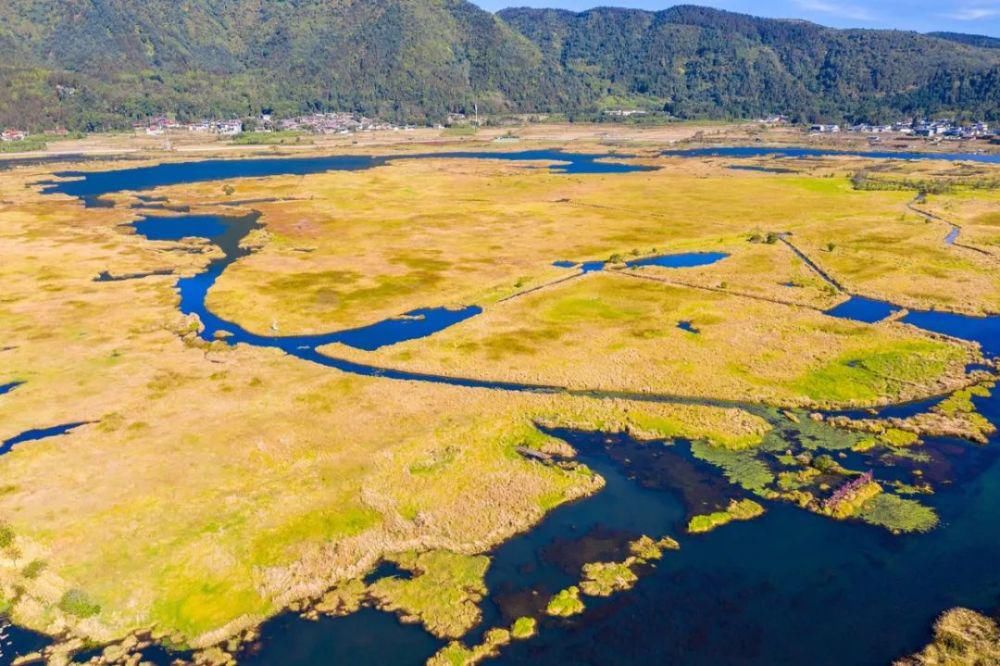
[59,588,101,618]
[22,559,45,579]
[0,523,14,549]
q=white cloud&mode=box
[947,6,1000,20]
[793,0,876,22]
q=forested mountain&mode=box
[930,32,1000,50]
[1,1,998,131]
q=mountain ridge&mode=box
[1,1,998,130]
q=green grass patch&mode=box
[688,498,764,533]
[58,588,102,618]
[580,561,638,596]
[511,616,537,639]
[793,340,966,403]
[230,131,310,145]
[250,501,380,566]
[441,126,477,136]
[369,550,490,639]
[546,586,585,617]
[151,575,270,639]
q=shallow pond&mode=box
[0,422,89,457]
[824,296,901,324]
[553,252,729,273]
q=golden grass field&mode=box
[0,129,998,659]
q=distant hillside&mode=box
[930,32,1000,50]
[1,1,999,130]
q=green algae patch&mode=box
[546,586,585,617]
[688,498,765,534]
[858,494,939,533]
[689,441,775,492]
[369,550,490,639]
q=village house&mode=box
[1,128,27,142]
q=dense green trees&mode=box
[0,1,998,130]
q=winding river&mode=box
[5,147,1000,664]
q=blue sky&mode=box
[473,0,1000,36]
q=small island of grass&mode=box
[688,498,765,534]
[546,586,585,617]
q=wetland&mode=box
[1,141,999,665]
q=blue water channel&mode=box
[8,148,1000,665]
[664,146,1000,164]
[0,422,89,457]
[42,151,653,206]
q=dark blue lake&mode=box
[664,146,1000,164]
[41,150,653,206]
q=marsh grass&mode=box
[858,494,939,533]
[546,586,585,617]
[368,550,490,639]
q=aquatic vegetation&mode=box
[763,411,865,451]
[510,616,537,640]
[688,512,734,533]
[579,561,639,597]
[426,628,512,666]
[628,535,679,561]
[311,579,367,618]
[368,550,490,639]
[858,494,939,533]
[881,428,921,447]
[688,498,765,533]
[689,441,775,492]
[896,608,1000,666]
[534,402,771,451]
[828,380,997,446]
[546,586,585,617]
